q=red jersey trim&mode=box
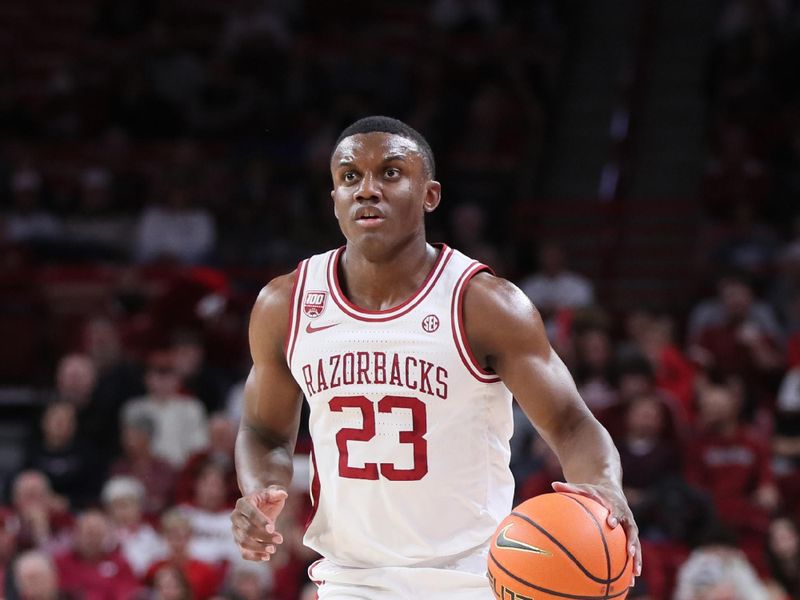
[308,558,325,586]
[326,244,453,322]
[285,259,309,369]
[451,261,502,383]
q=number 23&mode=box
[329,395,428,481]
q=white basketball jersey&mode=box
[286,244,514,570]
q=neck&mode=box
[340,239,437,311]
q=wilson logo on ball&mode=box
[304,291,327,318]
[422,314,440,333]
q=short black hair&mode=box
[334,116,436,178]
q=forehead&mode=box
[332,132,422,165]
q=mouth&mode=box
[354,208,386,227]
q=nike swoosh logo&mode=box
[495,524,551,555]
[306,322,340,334]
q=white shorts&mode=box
[309,556,495,600]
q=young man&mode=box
[231,116,641,599]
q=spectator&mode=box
[518,242,594,315]
[765,516,800,598]
[673,544,771,600]
[687,271,783,345]
[219,563,271,600]
[24,401,103,508]
[135,184,216,264]
[597,354,684,441]
[52,352,119,456]
[617,394,682,515]
[180,461,258,582]
[122,349,209,469]
[685,383,779,573]
[79,317,145,453]
[53,353,97,412]
[55,509,141,600]
[109,414,176,516]
[145,509,223,600]
[171,330,228,414]
[101,476,167,577]
[689,274,784,411]
[175,413,238,505]
[572,326,617,412]
[10,470,73,552]
[623,312,696,419]
[4,164,62,243]
[150,563,194,600]
[11,550,68,600]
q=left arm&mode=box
[464,272,641,581]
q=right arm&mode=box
[231,271,304,561]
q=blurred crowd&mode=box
[0,0,800,599]
[0,0,562,269]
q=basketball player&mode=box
[231,116,641,599]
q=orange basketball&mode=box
[487,492,633,600]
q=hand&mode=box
[552,481,641,586]
[230,486,288,561]
[753,484,780,512]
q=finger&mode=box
[263,488,289,502]
[619,519,642,576]
[240,548,271,562]
[231,530,275,552]
[552,482,624,529]
[552,482,611,511]
[231,509,275,537]
[551,481,604,503]
[234,500,270,530]
[231,523,284,548]
[253,488,289,508]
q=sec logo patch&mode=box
[422,314,440,333]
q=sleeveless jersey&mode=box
[286,244,514,569]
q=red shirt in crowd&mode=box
[55,547,141,600]
[145,557,224,600]
[684,426,773,531]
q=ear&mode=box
[331,189,338,220]
[423,180,442,213]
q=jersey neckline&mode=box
[327,243,453,322]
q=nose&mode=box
[355,171,381,202]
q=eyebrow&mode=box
[383,154,408,162]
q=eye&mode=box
[343,171,358,182]
[385,167,400,178]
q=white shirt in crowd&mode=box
[116,524,168,577]
[123,395,209,468]
[519,271,594,311]
[135,206,216,264]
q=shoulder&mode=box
[462,272,549,360]
[248,267,301,361]
[463,271,541,325]
[251,270,299,322]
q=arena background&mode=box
[1,0,799,598]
